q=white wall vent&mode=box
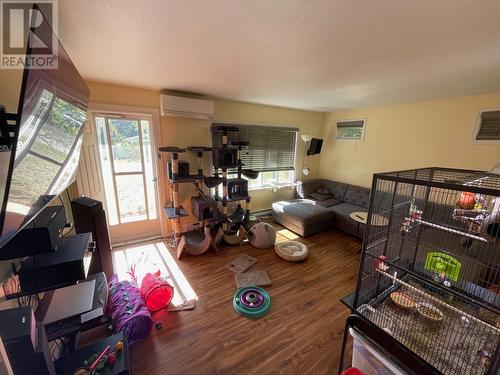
[160,94,214,119]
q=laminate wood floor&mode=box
[125,225,361,375]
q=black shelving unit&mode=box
[340,167,500,375]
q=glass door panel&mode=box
[94,114,160,242]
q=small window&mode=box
[336,119,366,140]
[475,110,500,141]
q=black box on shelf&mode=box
[212,148,238,169]
[191,196,218,221]
[167,160,190,180]
[227,178,249,200]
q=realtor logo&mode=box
[1,0,58,69]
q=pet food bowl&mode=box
[389,292,416,310]
[416,302,444,322]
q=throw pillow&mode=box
[317,188,330,195]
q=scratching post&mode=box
[211,125,261,245]
[159,147,188,248]
[159,125,264,254]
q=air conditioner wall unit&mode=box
[160,94,214,119]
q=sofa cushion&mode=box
[329,202,366,220]
[293,197,342,208]
[272,201,334,229]
[310,197,342,208]
[310,192,333,201]
[343,186,370,208]
[328,203,367,238]
[324,181,348,200]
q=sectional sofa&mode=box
[272,179,371,238]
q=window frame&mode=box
[211,122,298,190]
[336,118,367,142]
[472,108,500,144]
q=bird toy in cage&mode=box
[452,192,490,233]
[400,199,422,233]
[424,252,461,286]
[375,255,389,271]
[452,192,500,242]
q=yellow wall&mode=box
[0,69,23,113]
[85,81,324,232]
[319,92,500,187]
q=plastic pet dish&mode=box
[389,292,416,310]
[416,302,443,322]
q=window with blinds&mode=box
[336,119,366,140]
[212,123,298,172]
[476,110,500,141]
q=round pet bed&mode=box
[275,241,309,262]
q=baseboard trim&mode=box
[253,209,273,217]
[112,235,163,248]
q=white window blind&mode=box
[476,110,500,141]
[212,123,298,172]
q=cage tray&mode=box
[359,280,499,375]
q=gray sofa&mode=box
[272,179,371,238]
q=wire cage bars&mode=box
[353,167,500,375]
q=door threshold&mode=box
[112,235,164,249]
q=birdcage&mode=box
[351,167,500,375]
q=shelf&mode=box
[163,206,189,219]
[229,141,249,147]
[213,161,245,168]
[168,175,203,184]
[340,291,356,310]
[211,124,239,133]
[159,146,186,153]
[187,146,212,152]
[214,195,251,203]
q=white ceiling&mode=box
[59,0,500,111]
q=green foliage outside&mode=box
[338,127,363,139]
[36,90,86,136]
[109,119,140,161]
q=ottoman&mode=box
[272,199,334,237]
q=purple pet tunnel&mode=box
[108,276,153,346]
